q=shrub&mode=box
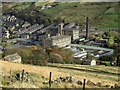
[99,56,112,61]
[3,46,48,66]
[74,59,83,64]
[103,61,111,66]
[48,53,64,63]
[2,76,10,86]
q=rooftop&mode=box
[64,28,79,31]
[51,35,71,40]
[4,53,21,61]
[64,22,75,29]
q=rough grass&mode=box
[42,2,118,29]
[35,1,49,7]
[48,63,119,81]
[1,61,119,88]
[12,3,31,10]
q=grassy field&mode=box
[41,2,118,29]
[1,61,119,88]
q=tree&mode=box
[3,46,48,65]
[107,36,114,47]
[109,44,120,66]
[55,17,63,24]
[31,51,48,66]
[1,42,11,53]
[48,53,64,63]
[46,48,52,55]
[49,47,74,64]
[86,53,93,59]
[113,45,120,66]
[43,18,50,26]
[31,46,48,65]
[66,49,74,64]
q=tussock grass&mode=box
[1,61,119,88]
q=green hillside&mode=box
[41,2,118,29]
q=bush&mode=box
[103,61,111,66]
[74,59,83,64]
[3,46,48,66]
[48,53,64,63]
[99,56,112,61]
[2,79,8,86]
[4,46,75,65]
[31,52,48,66]
[2,76,10,86]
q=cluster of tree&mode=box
[99,44,120,66]
[3,46,74,66]
[46,46,74,64]
[111,44,120,66]
[2,46,48,66]
[91,30,120,66]
[103,31,120,48]
[8,9,52,26]
[4,3,64,27]
[93,31,120,48]
[3,2,70,27]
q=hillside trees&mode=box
[49,46,74,64]
[48,53,64,63]
[99,44,120,66]
[54,17,63,24]
[3,46,48,65]
[31,49,48,65]
[100,31,120,48]
[110,45,120,66]
[3,45,74,65]
[8,6,53,26]
[107,36,114,47]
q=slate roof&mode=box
[64,23,75,29]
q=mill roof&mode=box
[51,35,71,40]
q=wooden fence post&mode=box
[83,79,86,90]
[9,69,12,82]
[49,72,52,88]
[21,69,25,83]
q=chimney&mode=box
[58,23,64,35]
[86,17,89,39]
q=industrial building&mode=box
[45,35,71,47]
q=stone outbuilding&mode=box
[4,53,21,63]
